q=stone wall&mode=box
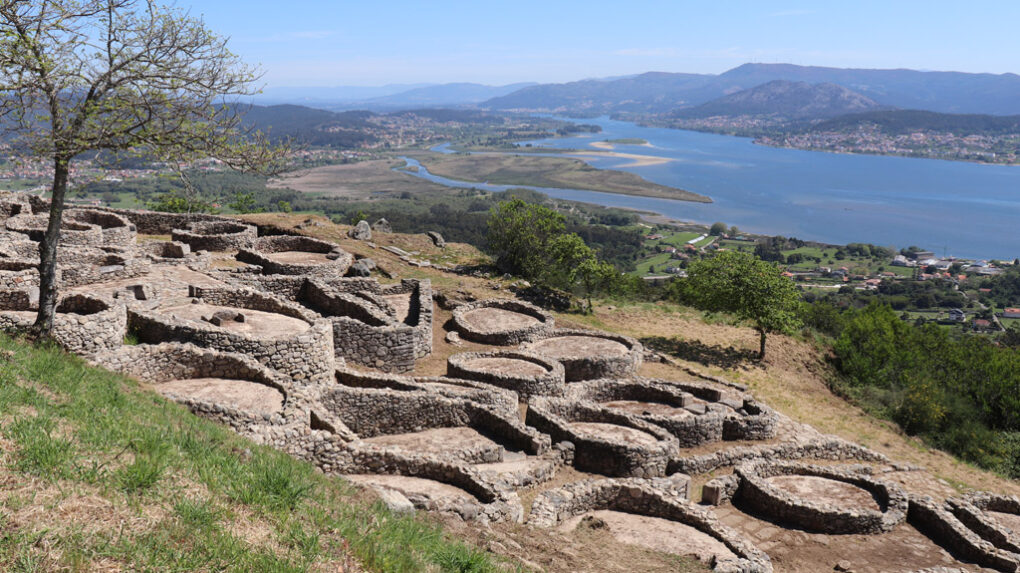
[734,461,908,534]
[171,221,257,252]
[947,493,1020,555]
[529,477,773,573]
[446,350,566,400]
[6,214,105,246]
[908,495,1020,573]
[93,342,314,431]
[335,368,519,416]
[66,209,136,247]
[127,286,335,383]
[0,292,126,356]
[318,386,549,459]
[89,206,228,235]
[451,299,554,345]
[526,397,679,477]
[523,328,643,381]
[669,436,888,475]
[236,235,353,276]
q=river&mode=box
[409,117,1020,260]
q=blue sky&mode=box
[190,1,1020,87]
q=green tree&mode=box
[228,192,261,214]
[0,0,286,335]
[680,251,801,359]
[709,222,727,236]
[486,199,565,279]
[545,233,617,312]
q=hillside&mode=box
[807,108,1020,136]
[673,80,885,121]
[0,334,504,572]
[7,201,1020,572]
[483,63,1020,116]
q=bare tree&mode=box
[0,0,285,335]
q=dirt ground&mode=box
[558,510,737,566]
[262,250,334,264]
[358,427,501,459]
[714,503,993,573]
[766,475,882,511]
[603,399,691,418]
[567,422,660,446]
[529,334,630,358]
[161,303,310,337]
[344,474,476,503]
[157,378,284,415]
[460,307,540,332]
[461,356,550,377]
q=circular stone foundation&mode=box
[451,299,553,345]
[158,377,284,415]
[734,461,908,534]
[66,209,136,246]
[0,293,126,356]
[127,287,335,383]
[526,397,678,478]
[171,220,256,252]
[446,350,566,400]
[6,214,103,246]
[522,328,642,381]
[236,234,354,276]
[93,342,295,422]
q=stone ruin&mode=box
[2,189,1016,572]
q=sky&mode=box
[189,1,1020,87]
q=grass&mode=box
[0,334,511,573]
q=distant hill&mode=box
[238,104,378,147]
[255,83,535,111]
[806,109,1020,136]
[483,72,716,115]
[358,82,535,108]
[674,80,886,121]
[483,63,1020,116]
[255,84,434,106]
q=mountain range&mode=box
[482,63,1020,116]
[256,82,534,111]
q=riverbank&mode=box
[408,152,711,203]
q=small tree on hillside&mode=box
[680,250,801,359]
[0,0,286,336]
[486,198,565,278]
[709,222,727,236]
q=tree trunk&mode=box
[32,157,69,337]
[758,329,767,360]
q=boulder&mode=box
[346,258,376,277]
[371,218,393,233]
[426,231,446,248]
[348,220,372,241]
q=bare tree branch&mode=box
[0,0,288,335]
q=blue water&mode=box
[409,117,1020,260]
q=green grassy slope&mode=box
[0,334,508,573]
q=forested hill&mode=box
[673,80,886,120]
[238,104,379,148]
[806,109,1020,136]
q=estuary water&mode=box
[409,117,1020,260]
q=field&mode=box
[411,152,711,203]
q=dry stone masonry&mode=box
[0,189,1011,570]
